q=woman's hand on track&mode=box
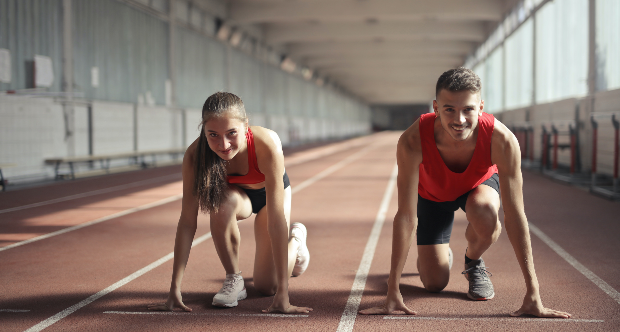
[510,295,570,318]
[147,289,192,312]
[262,293,312,314]
[358,291,416,315]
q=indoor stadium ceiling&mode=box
[211,0,520,105]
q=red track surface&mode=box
[1,131,619,331]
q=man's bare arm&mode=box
[360,121,422,315]
[492,121,571,319]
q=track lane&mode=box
[27,133,402,332]
[354,174,620,331]
[0,133,400,331]
[2,132,620,331]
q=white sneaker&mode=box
[212,272,247,307]
[290,222,310,277]
[448,247,453,270]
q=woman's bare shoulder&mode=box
[183,137,200,166]
[251,126,283,155]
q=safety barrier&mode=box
[0,163,17,191]
[45,149,186,180]
[590,112,620,199]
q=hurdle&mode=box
[540,120,586,184]
[590,112,620,200]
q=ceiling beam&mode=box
[229,0,502,24]
[287,40,475,58]
[363,93,436,105]
[265,21,486,44]
[309,56,463,71]
[325,65,451,78]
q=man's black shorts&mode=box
[416,173,500,245]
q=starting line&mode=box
[383,316,604,323]
[104,311,308,318]
[0,309,30,313]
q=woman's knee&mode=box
[254,279,277,296]
[211,188,246,224]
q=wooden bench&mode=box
[0,163,17,191]
[45,149,186,180]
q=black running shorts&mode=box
[416,173,500,245]
[239,172,291,214]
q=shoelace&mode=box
[461,266,493,279]
[220,276,239,294]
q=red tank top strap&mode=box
[227,128,266,184]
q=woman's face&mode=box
[204,114,247,161]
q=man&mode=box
[360,68,570,318]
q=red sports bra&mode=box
[418,112,498,202]
[227,128,266,184]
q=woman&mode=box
[148,92,311,314]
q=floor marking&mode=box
[103,311,308,318]
[23,149,359,331]
[291,143,377,194]
[383,316,604,323]
[529,223,620,305]
[0,174,180,215]
[337,163,398,332]
[0,309,30,312]
[0,194,182,252]
[23,231,213,332]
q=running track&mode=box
[1,132,619,331]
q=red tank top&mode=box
[227,128,266,184]
[418,112,498,202]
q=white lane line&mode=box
[0,194,182,252]
[23,148,369,331]
[0,309,30,312]
[23,231,213,332]
[0,174,180,215]
[383,316,604,323]
[291,143,377,194]
[104,311,308,318]
[336,163,398,332]
[529,223,620,306]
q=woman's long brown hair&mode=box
[194,92,247,214]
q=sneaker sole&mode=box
[467,291,495,301]
[212,288,247,308]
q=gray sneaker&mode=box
[462,258,494,300]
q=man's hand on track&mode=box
[358,292,416,315]
[510,296,571,318]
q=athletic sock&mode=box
[465,254,473,265]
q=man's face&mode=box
[433,89,484,142]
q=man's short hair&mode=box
[435,67,481,97]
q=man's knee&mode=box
[420,273,449,293]
[467,202,501,238]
